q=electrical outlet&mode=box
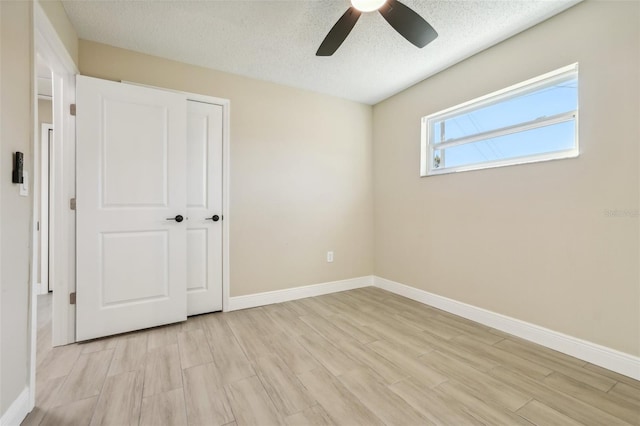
[327,251,334,263]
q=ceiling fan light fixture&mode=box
[350,0,386,12]
[317,0,437,56]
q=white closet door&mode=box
[76,75,188,341]
[186,101,223,315]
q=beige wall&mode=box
[79,41,374,297]
[373,0,639,356]
[0,0,33,415]
[38,0,78,66]
[38,99,52,124]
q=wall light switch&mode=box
[19,171,28,197]
[327,251,334,263]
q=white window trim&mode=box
[421,63,579,176]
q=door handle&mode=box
[166,215,184,223]
[206,215,220,222]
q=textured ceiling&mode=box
[62,0,581,105]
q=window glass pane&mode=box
[439,121,575,169]
[432,77,577,144]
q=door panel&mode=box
[101,231,169,304]
[186,229,207,291]
[102,99,169,206]
[186,101,223,315]
[187,114,207,208]
[76,75,188,341]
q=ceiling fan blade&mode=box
[316,7,362,56]
[378,0,437,48]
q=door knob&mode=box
[166,215,184,223]
[206,215,220,222]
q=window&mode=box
[421,63,578,176]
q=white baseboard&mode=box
[1,387,29,426]
[374,276,640,381]
[227,276,374,311]
[223,274,639,380]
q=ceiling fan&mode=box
[316,0,438,56]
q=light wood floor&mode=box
[24,287,640,426]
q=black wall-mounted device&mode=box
[12,152,24,184]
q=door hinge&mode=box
[70,104,76,116]
[70,198,76,210]
[69,292,76,305]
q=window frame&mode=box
[420,63,579,177]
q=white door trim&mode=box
[32,0,78,412]
[122,81,231,312]
[35,2,78,348]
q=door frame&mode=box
[123,81,232,313]
[34,0,77,348]
[31,0,78,409]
